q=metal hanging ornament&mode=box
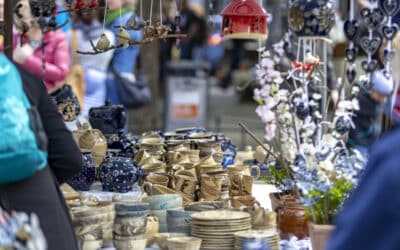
[344,0,359,85]
[381,0,400,70]
[359,2,384,87]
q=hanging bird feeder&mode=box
[220,0,268,40]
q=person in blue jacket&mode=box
[105,0,142,105]
[326,127,400,250]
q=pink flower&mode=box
[261,58,274,69]
[256,105,275,123]
[254,84,271,100]
[264,123,277,141]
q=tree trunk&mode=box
[128,1,161,133]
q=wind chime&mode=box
[77,0,186,55]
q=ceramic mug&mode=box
[172,174,197,197]
[196,165,223,177]
[134,150,151,166]
[199,175,222,201]
[142,163,166,175]
[145,174,170,187]
[231,195,259,208]
[227,165,261,180]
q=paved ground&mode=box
[208,85,265,150]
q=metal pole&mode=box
[4,0,13,59]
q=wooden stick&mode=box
[238,122,280,161]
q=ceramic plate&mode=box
[191,210,250,221]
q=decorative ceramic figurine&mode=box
[67,151,96,191]
[99,157,143,193]
[88,100,126,136]
[288,0,335,37]
[220,0,268,40]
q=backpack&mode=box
[0,54,48,184]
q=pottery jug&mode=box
[67,151,96,191]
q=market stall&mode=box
[1,0,399,250]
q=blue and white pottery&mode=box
[105,149,123,159]
[142,194,183,210]
[115,210,151,219]
[288,0,335,37]
[167,210,195,234]
[115,202,150,213]
[67,151,95,191]
[175,127,207,136]
[107,134,136,159]
[88,100,127,136]
[99,157,143,193]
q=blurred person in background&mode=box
[70,9,114,117]
[13,0,70,92]
[348,70,393,156]
[179,0,207,60]
[105,0,142,105]
[55,0,72,33]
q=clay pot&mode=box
[278,197,308,239]
[269,192,283,212]
[308,222,335,250]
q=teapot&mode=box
[99,157,143,193]
[89,100,126,136]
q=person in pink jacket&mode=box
[13,0,70,92]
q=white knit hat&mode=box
[372,69,394,96]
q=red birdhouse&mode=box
[220,0,268,40]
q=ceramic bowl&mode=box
[151,207,184,225]
[142,194,182,210]
[154,233,188,250]
[167,236,202,250]
[167,210,195,234]
[113,235,147,250]
[114,202,150,213]
[114,215,148,236]
[78,239,103,250]
[115,210,150,218]
[72,204,115,218]
[72,211,115,227]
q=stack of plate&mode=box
[191,210,251,249]
[234,229,280,250]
